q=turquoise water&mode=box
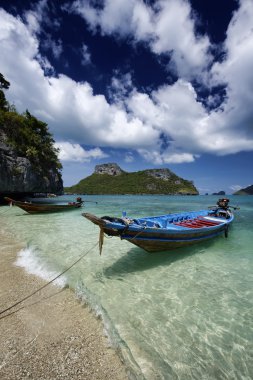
[1,195,253,379]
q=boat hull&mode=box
[5,197,82,214]
[119,226,227,252]
[83,210,233,253]
[101,222,229,252]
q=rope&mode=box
[99,227,104,255]
[96,222,146,254]
[0,241,99,318]
[127,227,146,240]
[0,208,10,215]
[0,288,64,321]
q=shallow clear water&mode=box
[1,195,253,379]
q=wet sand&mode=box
[0,223,129,380]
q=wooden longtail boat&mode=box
[83,199,238,253]
[4,197,83,214]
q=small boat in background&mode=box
[83,198,239,253]
[4,197,84,214]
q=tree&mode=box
[0,73,10,90]
[0,73,10,111]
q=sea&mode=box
[1,195,253,380]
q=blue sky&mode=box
[0,0,252,194]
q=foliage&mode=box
[65,170,198,195]
[0,73,62,176]
[0,110,62,174]
[0,73,10,89]
[0,73,10,111]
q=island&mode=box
[212,191,226,195]
[65,163,199,195]
[234,185,253,195]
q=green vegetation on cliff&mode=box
[65,164,198,195]
[0,73,62,177]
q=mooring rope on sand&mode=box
[0,289,65,321]
[0,241,99,320]
[0,207,11,215]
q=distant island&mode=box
[65,163,199,195]
[212,191,225,195]
[234,184,253,195]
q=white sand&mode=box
[0,223,129,380]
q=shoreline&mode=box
[0,222,129,380]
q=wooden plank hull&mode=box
[5,197,82,214]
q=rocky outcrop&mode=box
[0,131,63,197]
[146,169,172,181]
[94,163,125,176]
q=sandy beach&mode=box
[0,223,129,380]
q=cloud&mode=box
[24,0,49,34]
[206,0,253,154]
[70,0,212,79]
[26,0,61,31]
[0,1,253,168]
[81,43,91,65]
[124,151,134,163]
[108,71,133,103]
[229,185,243,192]
[138,149,196,165]
[42,36,63,59]
[55,142,108,162]
[0,9,158,149]
[151,0,211,78]
[25,0,63,61]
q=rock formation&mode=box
[94,163,124,176]
[0,130,63,200]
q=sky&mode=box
[0,0,252,194]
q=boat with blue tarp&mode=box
[83,198,239,253]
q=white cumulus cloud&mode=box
[0,0,253,167]
[55,142,108,162]
[229,185,243,192]
[70,0,212,79]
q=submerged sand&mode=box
[0,223,129,380]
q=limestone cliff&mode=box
[94,163,125,176]
[0,130,63,198]
[0,73,63,200]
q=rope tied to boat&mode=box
[97,220,145,254]
[0,208,11,215]
[126,227,147,241]
[99,227,104,255]
[0,241,99,320]
[224,224,229,238]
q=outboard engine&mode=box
[217,198,230,210]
